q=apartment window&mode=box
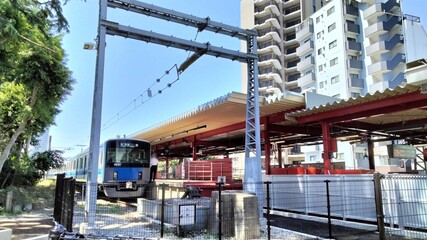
[305,70,312,75]
[317,48,323,55]
[328,23,336,32]
[319,81,324,88]
[331,75,340,84]
[347,37,356,42]
[327,6,335,16]
[330,57,338,66]
[316,16,321,23]
[350,73,359,79]
[336,153,344,160]
[317,32,322,39]
[318,64,323,72]
[349,55,357,60]
[305,54,312,59]
[329,40,337,49]
[351,92,361,98]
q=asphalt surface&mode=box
[267,213,415,240]
[0,218,53,240]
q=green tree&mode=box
[0,0,74,174]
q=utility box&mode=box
[179,204,196,226]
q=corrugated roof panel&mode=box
[288,84,420,118]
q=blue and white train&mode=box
[51,138,151,198]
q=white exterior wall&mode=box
[312,0,350,99]
[404,17,427,63]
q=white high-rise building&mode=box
[240,0,324,96]
[241,0,427,169]
[30,128,51,155]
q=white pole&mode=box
[85,0,107,230]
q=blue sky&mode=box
[51,0,242,157]
[50,0,426,157]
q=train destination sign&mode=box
[387,144,416,159]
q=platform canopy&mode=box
[130,84,427,158]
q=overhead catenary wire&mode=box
[67,28,204,154]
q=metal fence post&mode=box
[265,181,271,240]
[325,180,332,239]
[161,183,166,238]
[65,178,76,232]
[374,173,386,240]
[217,182,223,240]
[53,173,65,222]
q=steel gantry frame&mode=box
[85,0,264,229]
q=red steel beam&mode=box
[295,91,427,124]
[268,124,322,135]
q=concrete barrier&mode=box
[208,190,260,239]
[0,228,12,240]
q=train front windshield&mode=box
[105,140,150,167]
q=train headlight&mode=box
[138,172,142,180]
[113,171,118,180]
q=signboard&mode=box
[179,204,196,225]
[387,145,416,159]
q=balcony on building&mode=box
[297,72,315,88]
[369,80,390,93]
[297,56,314,72]
[258,40,282,56]
[296,19,314,41]
[284,17,301,32]
[255,14,281,30]
[363,0,400,20]
[296,40,314,56]
[283,4,301,20]
[366,34,403,57]
[367,53,405,75]
[346,41,362,53]
[257,27,281,43]
[288,73,300,82]
[287,59,299,71]
[345,22,360,35]
[348,77,364,88]
[284,33,298,46]
[254,1,280,18]
[364,16,401,39]
[259,66,283,84]
[258,53,282,69]
[347,59,363,70]
[254,0,281,6]
[344,5,359,18]
[285,45,298,59]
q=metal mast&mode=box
[85,0,263,230]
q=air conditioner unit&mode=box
[421,83,427,93]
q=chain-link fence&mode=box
[380,174,427,239]
[51,173,427,240]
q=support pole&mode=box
[277,143,283,168]
[85,0,107,230]
[321,122,332,174]
[367,137,375,170]
[263,117,271,175]
[243,34,264,219]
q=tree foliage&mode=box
[0,150,64,187]
[0,0,74,175]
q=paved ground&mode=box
[0,218,53,240]
[267,213,416,240]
